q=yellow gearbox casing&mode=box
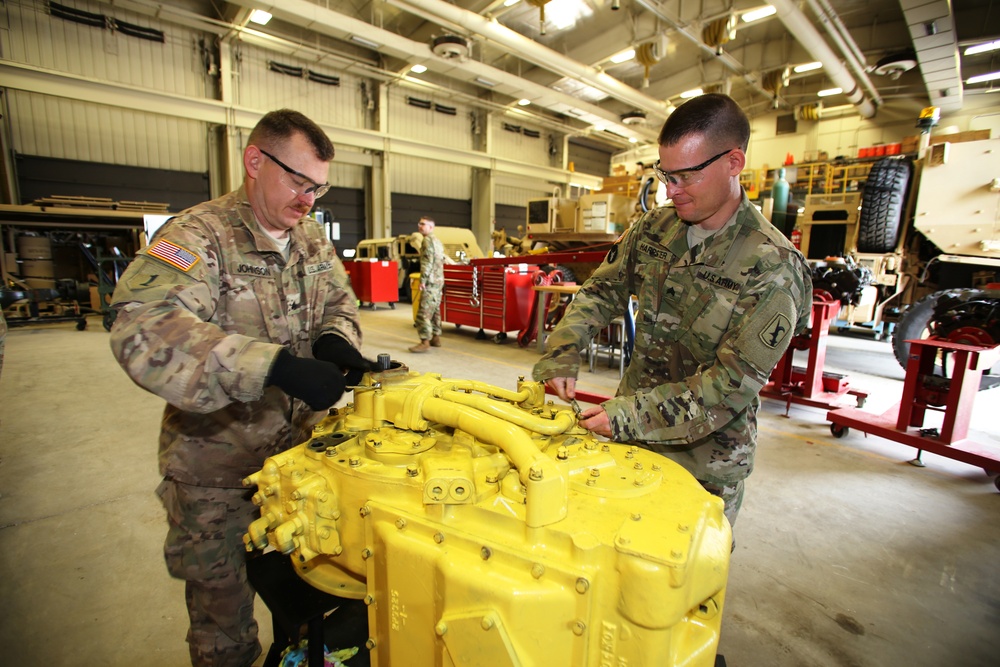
[244,363,731,666]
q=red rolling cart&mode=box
[344,260,398,310]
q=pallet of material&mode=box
[117,200,170,212]
[33,195,115,209]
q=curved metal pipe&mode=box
[806,0,882,107]
[439,389,576,435]
[771,0,876,118]
[421,397,568,528]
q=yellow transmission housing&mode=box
[244,364,731,666]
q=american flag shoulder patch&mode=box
[147,239,200,272]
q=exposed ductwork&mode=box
[385,0,672,121]
[222,0,659,143]
[805,0,883,107]
[897,0,963,113]
[770,0,878,118]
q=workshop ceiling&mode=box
[178,0,998,149]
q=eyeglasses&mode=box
[259,149,330,199]
[653,148,736,187]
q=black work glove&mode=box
[313,335,378,387]
[267,348,346,411]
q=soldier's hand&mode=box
[267,349,346,411]
[579,406,612,438]
[313,335,378,386]
[545,377,576,402]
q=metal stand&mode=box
[761,291,869,414]
[827,339,1000,489]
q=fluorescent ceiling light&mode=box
[966,71,1000,84]
[817,87,843,97]
[350,35,381,49]
[503,0,520,6]
[742,5,776,22]
[679,88,703,99]
[629,137,638,143]
[793,61,823,73]
[410,64,427,74]
[518,99,531,106]
[248,9,272,25]
[610,49,636,64]
[964,39,1000,56]
[474,76,497,87]
[544,0,594,32]
[593,125,606,132]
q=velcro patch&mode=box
[305,261,334,275]
[696,270,743,293]
[147,239,199,272]
[733,290,796,374]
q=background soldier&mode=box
[533,93,812,535]
[109,109,369,666]
[409,216,445,353]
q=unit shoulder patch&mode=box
[147,239,200,272]
[733,290,796,374]
[759,313,792,349]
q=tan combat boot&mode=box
[430,335,441,347]
[409,339,431,353]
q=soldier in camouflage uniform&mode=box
[533,94,811,530]
[409,216,445,353]
[109,110,369,667]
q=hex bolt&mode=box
[531,563,545,579]
[395,518,407,530]
[485,473,499,484]
[584,441,598,450]
[625,450,634,459]
[480,546,492,560]
[652,463,661,471]
[319,527,331,539]
[481,616,495,631]
[364,595,374,606]
[671,549,682,559]
[435,622,448,636]
[332,546,343,556]
[575,578,590,594]
[433,532,445,544]
[586,478,596,486]
[325,447,337,457]
[359,506,371,517]
[361,548,372,560]
[572,620,586,636]
[634,462,643,470]
[528,466,543,481]
[349,456,361,467]
[365,638,377,650]
[406,464,419,477]
[557,446,568,460]
[601,444,610,452]
[630,513,641,521]
[590,468,600,477]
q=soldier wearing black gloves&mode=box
[109,110,365,667]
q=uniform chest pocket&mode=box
[638,265,739,351]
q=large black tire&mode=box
[857,157,911,253]
[891,288,991,369]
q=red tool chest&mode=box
[441,264,535,342]
[343,260,398,309]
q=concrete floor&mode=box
[1,305,998,666]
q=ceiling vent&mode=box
[871,51,918,80]
[431,35,470,60]
[620,110,646,125]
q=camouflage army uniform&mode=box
[533,193,811,525]
[109,187,361,667]
[415,231,445,340]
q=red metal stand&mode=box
[761,291,869,413]
[827,339,1000,483]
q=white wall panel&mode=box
[492,117,551,164]
[387,87,472,151]
[232,43,366,130]
[391,155,470,199]
[7,90,208,171]
[329,162,365,190]
[2,0,207,97]
[495,184,554,207]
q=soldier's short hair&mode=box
[657,94,750,153]
[248,109,335,161]
[419,216,435,226]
